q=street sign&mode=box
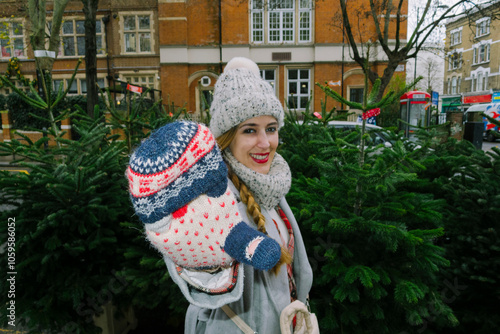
[492,91,500,103]
[432,91,439,106]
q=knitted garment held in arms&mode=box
[127,121,282,271]
[127,121,228,225]
[145,184,239,269]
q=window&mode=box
[0,79,31,95]
[451,77,457,94]
[53,79,64,93]
[0,21,25,58]
[201,90,213,112]
[80,78,105,94]
[349,87,364,104]
[53,19,104,57]
[52,77,105,95]
[123,75,156,90]
[476,18,490,37]
[471,71,489,92]
[251,0,312,44]
[457,77,461,94]
[450,28,462,46]
[260,69,277,93]
[477,72,484,91]
[473,43,490,64]
[447,78,451,95]
[287,69,310,110]
[123,14,152,53]
[449,52,461,70]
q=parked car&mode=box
[297,120,394,147]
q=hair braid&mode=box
[229,172,267,234]
[217,129,293,274]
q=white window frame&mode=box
[52,75,106,95]
[451,76,457,94]
[120,12,155,55]
[457,77,461,94]
[260,68,278,95]
[450,27,462,46]
[48,17,106,58]
[286,67,311,110]
[447,78,451,94]
[448,52,461,70]
[472,41,491,65]
[476,17,490,37]
[477,72,484,91]
[122,73,158,90]
[268,3,295,43]
[250,0,313,44]
[57,17,106,58]
[117,71,159,101]
[0,77,32,95]
[0,19,26,59]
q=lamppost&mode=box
[413,4,449,82]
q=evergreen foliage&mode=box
[279,71,458,332]
[0,93,6,109]
[104,90,183,154]
[1,62,498,334]
[0,73,189,332]
[0,109,135,333]
[6,92,63,130]
[279,117,457,333]
[403,137,500,334]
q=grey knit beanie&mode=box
[209,57,284,138]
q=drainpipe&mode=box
[218,0,223,73]
[341,23,345,110]
[102,14,115,104]
[102,15,111,83]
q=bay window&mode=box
[251,0,312,44]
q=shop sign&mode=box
[463,94,491,104]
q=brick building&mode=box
[0,0,161,100]
[159,0,408,116]
[442,0,500,112]
[1,0,408,121]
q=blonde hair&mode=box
[216,128,292,274]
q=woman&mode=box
[182,57,314,333]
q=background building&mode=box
[1,0,161,101]
[1,0,408,119]
[159,0,408,118]
[442,0,500,112]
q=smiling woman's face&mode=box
[229,115,279,174]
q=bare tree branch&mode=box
[338,0,498,102]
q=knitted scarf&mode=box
[223,149,291,210]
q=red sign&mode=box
[127,84,143,94]
[463,94,491,104]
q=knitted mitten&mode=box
[127,121,281,271]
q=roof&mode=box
[445,0,500,27]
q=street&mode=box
[482,141,499,152]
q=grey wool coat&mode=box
[166,180,314,333]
